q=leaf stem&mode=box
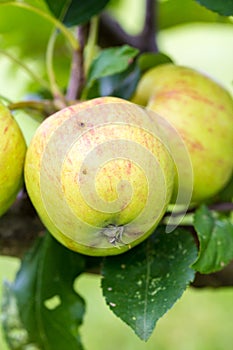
[0,49,50,90]
[45,29,66,105]
[84,16,99,75]
[8,100,58,116]
[1,1,79,50]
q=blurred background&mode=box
[0,0,233,349]
[1,257,233,350]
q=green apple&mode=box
[0,102,26,216]
[132,64,233,203]
[25,96,174,256]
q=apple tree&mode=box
[0,0,233,349]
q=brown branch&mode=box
[192,261,233,288]
[0,191,44,258]
[66,25,88,100]
[99,0,158,52]
[1,196,233,288]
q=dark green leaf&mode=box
[101,227,197,341]
[6,233,86,350]
[45,0,110,26]
[193,205,233,273]
[196,0,233,16]
[95,61,140,100]
[84,45,139,98]
[137,52,173,73]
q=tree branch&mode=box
[99,0,158,52]
[0,191,44,258]
[66,25,87,100]
[1,195,233,288]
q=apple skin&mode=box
[24,96,174,256]
[0,102,26,216]
[132,64,233,203]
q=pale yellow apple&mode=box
[0,102,26,216]
[24,97,174,256]
[132,64,233,203]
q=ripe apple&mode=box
[0,102,26,216]
[132,64,233,203]
[24,96,174,256]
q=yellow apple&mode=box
[24,97,174,256]
[132,64,233,203]
[0,102,26,216]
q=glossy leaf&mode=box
[84,45,139,98]
[192,205,233,273]
[101,227,197,341]
[196,0,233,16]
[98,62,140,100]
[4,233,86,350]
[45,0,110,26]
[137,52,173,73]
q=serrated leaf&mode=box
[84,45,139,98]
[45,0,110,26]
[137,52,173,72]
[101,227,197,341]
[7,232,86,350]
[196,0,233,16]
[192,205,233,274]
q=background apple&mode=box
[0,102,26,216]
[132,64,233,203]
[25,96,174,256]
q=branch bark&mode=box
[0,191,44,258]
[66,25,88,100]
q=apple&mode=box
[24,96,174,256]
[0,102,26,216]
[132,64,233,203]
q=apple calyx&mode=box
[101,224,125,246]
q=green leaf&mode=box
[90,61,140,100]
[5,233,86,350]
[45,0,110,26]
[84,45,139,98]
[101,227,197,341]
[137,52,173,73]
[196,0,233,16]
[192,205,233,274]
